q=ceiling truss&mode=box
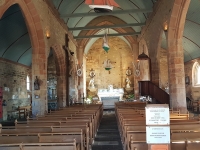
[61,9,152,18]
[74,32,141,39]
[68,23,145,31]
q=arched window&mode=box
[192,62,200,86]
[26,75,30,91]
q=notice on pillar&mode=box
[146,104,169,125]
[146,126,170,144]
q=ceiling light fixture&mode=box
[102,29,109,53]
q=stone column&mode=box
[168,39,186,112]
[57,75,66,107]
[77,46,84,102]
[151,61,159,86]
[132,43,139,98]
[32,53,47,116]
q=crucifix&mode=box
[63,34,75,76]
[62,34,71,106]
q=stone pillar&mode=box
[151,61,159,86]
[77,46,84,102]
[32,53,47,116]
[57,75,66,107]
[168,39,186,112]
[132,43,139,98]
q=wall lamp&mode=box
[45,26,50,39]
[163,22,168,32]
[46,30,50,39]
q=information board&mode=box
[146,126,170,144]
[146,104,169,125]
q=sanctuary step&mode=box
[92,110,123,150]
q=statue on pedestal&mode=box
[88,69,96,92]
[126,77,131,88]
[89,78,95,89]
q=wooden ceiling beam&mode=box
[68,23,145,31]
[61,9,152,18]
[74,32,141,39]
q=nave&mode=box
[92,110,123,150]
[1,102,200,150]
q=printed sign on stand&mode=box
[146,126,170,144]
[146,104,169,125]
[146,104,170,150]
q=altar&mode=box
[97,88,124,109]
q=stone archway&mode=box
[167,0,191,111]
[0,0,47,115]
[76,16,138,100]
[51,45,68,107]
[78,16,137,47]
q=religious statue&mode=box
[89,78,95,88]
[34,76,40,90]
[126,77,131,88]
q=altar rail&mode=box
[139,81,170,105]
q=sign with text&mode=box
[146,104,169,125]
[146,126,170,144]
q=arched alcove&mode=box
[47,48,58,110]
[85,36,134,104]
[0,4,32,120]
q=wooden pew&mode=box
[15,119,94,144]
[0,142,77,150]
[0,125,89,150]
[0,104,103,150]
[0,132,83,150]
[114,102,200,150]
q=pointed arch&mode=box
[0,0,47,115]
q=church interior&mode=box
[0,0,200,149]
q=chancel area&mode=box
[0,0,200,150]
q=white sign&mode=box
[146,126,170,144]
[146,104,169,125]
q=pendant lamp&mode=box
[102,29,109,53]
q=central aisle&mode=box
[92,110,123,150]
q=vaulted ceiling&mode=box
[0,0,199,66]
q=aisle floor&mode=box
[92,110,123,150]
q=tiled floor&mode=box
[92,110,123,150]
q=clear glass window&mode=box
[192,62,200,87]
[27,75,30,91]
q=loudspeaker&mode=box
[185,76,190,85]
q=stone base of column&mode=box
[171,106,188,113]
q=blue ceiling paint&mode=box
[0,0,199,65]
[0,4,32,66]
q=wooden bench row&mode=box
[115,102,200,150]
[0,104,103,150]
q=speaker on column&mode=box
[185,76,190,85]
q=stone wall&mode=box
[159,48,169,90]
[184,58,200,100]
[28,0,77,113]
[86,37,135,97]
[0,58,31,120]
[47,55,57,100]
